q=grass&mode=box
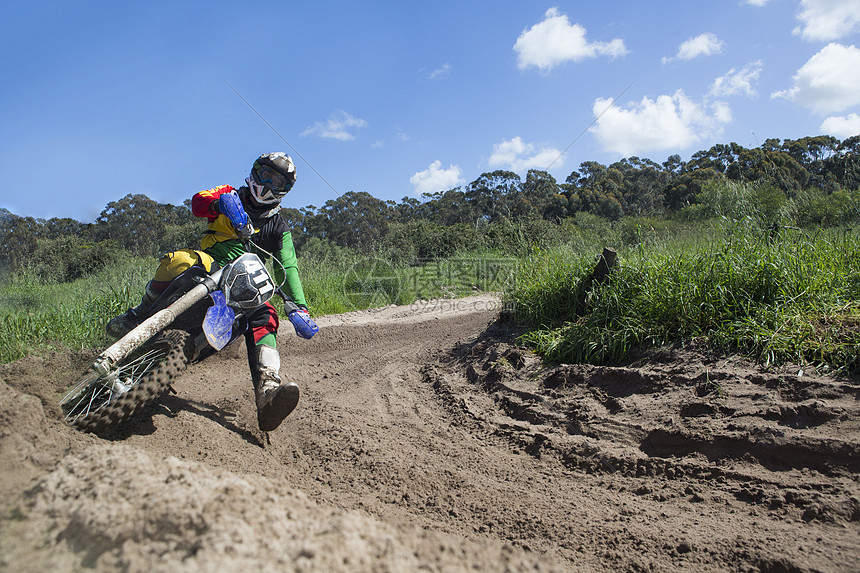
[0,256,153,363]
[508,219,860,371]
[0,249,517,364]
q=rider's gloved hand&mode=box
[288,307,319,339]
[234,221,255,238]
[218,192,254,238]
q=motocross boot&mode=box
[106,282,160,338]
[252,345,300,432]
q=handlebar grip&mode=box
[288,309,318,339]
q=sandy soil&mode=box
[1,294,858,572]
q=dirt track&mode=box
[1,294,859,572]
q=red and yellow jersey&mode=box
[190,184,307,309]
[191,185,244,251]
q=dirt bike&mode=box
[60,252,316,433]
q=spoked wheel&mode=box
[61,330,191,433]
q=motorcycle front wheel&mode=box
[61,330,191,433]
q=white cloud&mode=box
[794,0,860,41]
[820,113,860,138]
[410,160,465,195]
[746,0,771,6]
[589,90,732,156]
[514,7,627,72]
[302,109,368,141]
[488,137,563,171]
[710,60,764,97]
[663,33,725,63]
[772,43,860,113]
[429,63,451,80]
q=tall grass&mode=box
[0,255,153,363]
[509,220,860,371]
[0,248,516,364]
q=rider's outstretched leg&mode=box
[246,304,299,432]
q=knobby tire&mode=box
[61,330,191,433]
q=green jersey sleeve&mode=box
[273,232,308,310]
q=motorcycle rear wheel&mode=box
[61,330,191,433]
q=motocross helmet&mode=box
[245,152,296,207]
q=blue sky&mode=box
[1,1,859,223]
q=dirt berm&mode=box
[1,294,858,572]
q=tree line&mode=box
[2,135,858,281]
[280,135,860,250]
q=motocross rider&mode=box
[107,152,310,432]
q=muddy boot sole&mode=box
[257,383,300,432]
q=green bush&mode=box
[687,180,860,230]
[481,218,565,256]
[298,237,357,266]
[615,216,679,247]
[30,236,124,283]
[789,187,860,227]
[382,221,490,261]
[694,180,788,224]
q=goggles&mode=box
[253,165,295,193]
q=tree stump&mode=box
[574,247,618,316]
[590,247,618,285]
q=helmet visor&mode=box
[253,165,295,193]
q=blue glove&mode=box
[288,308,319,339]
[218,192,254,238]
